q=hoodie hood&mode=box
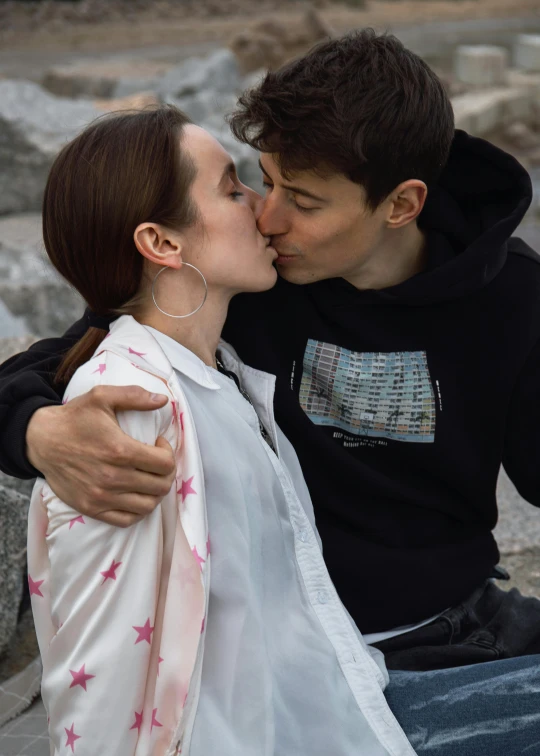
[324,130,533,307]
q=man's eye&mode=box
[294,201,316,213]
[231,191,244,200]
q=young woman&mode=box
[27,106,417,756]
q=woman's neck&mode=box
[136,291,231,368]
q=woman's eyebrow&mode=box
[217,162,236,188]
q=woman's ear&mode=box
[134,223,184,269]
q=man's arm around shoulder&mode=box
[0,312,90,478]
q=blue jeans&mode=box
[386,655,540,755]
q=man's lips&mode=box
[275,252,298,263]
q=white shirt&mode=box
[29,315,417,756]
[146,328,414,756]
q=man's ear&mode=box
[386,180,428,229]
[133,222,184,269]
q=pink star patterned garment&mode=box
[27,315,209,756]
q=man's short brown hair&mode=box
[229,29,455,209]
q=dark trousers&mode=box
[373,580,540,671]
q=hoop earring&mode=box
[151,264,208,319]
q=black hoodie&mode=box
[1,131,539,632]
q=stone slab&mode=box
[452,87,531,136]
[454,45,508,88]
[515,34,540,73]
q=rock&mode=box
[0,471,35,502]
[297,7,333,45]
[529,147,540,167]
[158,49,241,101]
[202,116,260,191]
[0,485,29,658]
[452,87,531,137]
[230,31,287,74]
[503,121,540,150]
[171,90,238,125]
[0,214,84,337]
[0,335,38,365]
[495,468,540,556]
[515,34,540,74]
[0,300,27,339]
[42,58,171,100]
[231,8,332,74]
[0,80,100,216]
[94,91,161,113]
[454,45,508,89]
[242,68,268,92]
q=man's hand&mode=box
[26,386,176,527]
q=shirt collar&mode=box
[143,326,221,390]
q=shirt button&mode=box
[318,590,329,604]
[298,529,308,543]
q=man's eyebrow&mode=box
[258,159,327,204]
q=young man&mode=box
[1,30,540,672]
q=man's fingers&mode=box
[90,462,175,499]
[124,436,176,476]
[89,384,169,413]
[93,509,144,528]
[92,492,164,519]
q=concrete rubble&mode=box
[515,34,540,73]
[454,45,508,88]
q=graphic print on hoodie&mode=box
[298,342,437,445]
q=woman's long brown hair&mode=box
[43,105,198,385]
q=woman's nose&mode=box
[244,184,263,213]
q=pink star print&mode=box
[28,576,44,598]
[64,723,81,753]
[100,559,122,584]
[92,363,106,375]
[128,347,146,358]
[178,476,196,503]
[206,536,211,556]
[130,711,143,733]
[151,708,163,732]
[69,515,85,530]
[133,618,154,645]
[157,656,164,676]
[69,664,95,692]
[192,546,205,570]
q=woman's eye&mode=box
[262,181,272,191]
[231,191,244,200]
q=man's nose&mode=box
[256,195,286,237]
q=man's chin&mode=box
[276,263,318,286]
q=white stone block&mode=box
[454,45,508,88]
[451,88,531,137]
[515,35,540,73]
